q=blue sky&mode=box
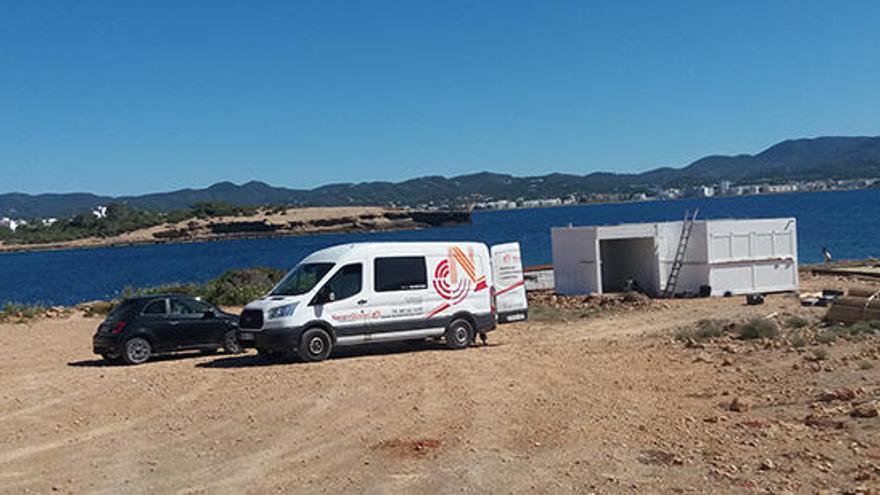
[1,1,878,195]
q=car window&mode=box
[142,299,167,315]
[374,257,427,292]
[170,298,212,315]
[322,263,362,302]
[106,300,136,321]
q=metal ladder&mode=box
[662,209,699,298]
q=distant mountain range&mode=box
[3,136,880,219]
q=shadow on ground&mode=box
[197,341,501,368]
[68,351,217,368]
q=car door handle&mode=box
[357,299,368,305]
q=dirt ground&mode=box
[1,274,879,494]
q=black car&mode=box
[93,295,242,364]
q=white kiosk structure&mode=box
[551,217,798,297]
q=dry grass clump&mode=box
[736,318,779,340]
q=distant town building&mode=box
[766,183,799,193]
[687,186,714,198]
[520,198,562,208]
[734,184,763,195]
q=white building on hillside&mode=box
[0,217,25,232]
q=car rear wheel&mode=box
[122,337,152,365]
[298,328,332,362]
[223,330,243,354]
[445,318,473,350]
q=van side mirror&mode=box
[313,286,336,305]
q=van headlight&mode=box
[267,303,297,319]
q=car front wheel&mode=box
[122,337,152,365]
[223,330,243,354]
[298,328,332,362]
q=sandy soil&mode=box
[1,275,879,494]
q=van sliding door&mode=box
[368,256,432,337]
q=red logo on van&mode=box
[433,259,470,304]
[426,246,488,318]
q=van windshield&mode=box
[270,262,335,296]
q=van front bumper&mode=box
[247,327,304,352]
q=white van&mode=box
[237,241,528,361]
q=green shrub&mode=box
[859,360,875,370]
[200,267,285,306]
[815,330,839,344]
[848,321,877,337]
[737,318,779,340]
[811,348,829,361]
[790,334,808,348]
[696,319,729,338]
[0,302,47,322]
[785,315,810,329]
[120,267,285,307]
[81,301,116,318]
[674,319,730,342]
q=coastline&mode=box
[0,207,471,255]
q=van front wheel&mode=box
[298,328,332,362]
[445,318,474,350]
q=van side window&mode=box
[323,263,363,301]
[374,257,427,292]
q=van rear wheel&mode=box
[445,318,474,350]
[298,328,332,362]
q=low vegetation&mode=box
[674,319,731,342]
[529,304,599,322]
[0,302,47,322]
[784,315,810,329]
[810,348,830,361]
[121,267,286,307]
[0,202,259,245]
[15,267,288,321]
[736,318,779,340]
[80,301,116,318]
[675,317,783,343]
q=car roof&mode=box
[125,294,200,302]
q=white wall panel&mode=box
[551,227,600,295]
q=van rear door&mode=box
[490,242,528,323]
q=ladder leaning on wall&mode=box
[662,209,699,298]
